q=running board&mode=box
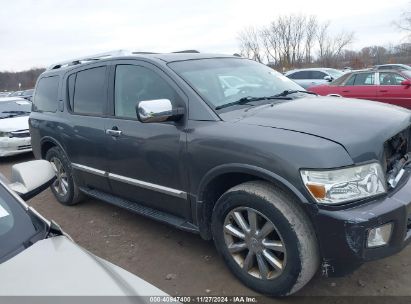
[79,187,199,234]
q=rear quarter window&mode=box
[33,76,60,112]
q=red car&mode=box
[308,69,411,109]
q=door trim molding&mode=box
[72,162,187,199]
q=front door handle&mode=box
[106,127,122,137]
[379,90,388,93]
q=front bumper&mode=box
[314,170,411,276]
[0,137,32,157]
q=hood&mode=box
[220,96,411,161]
[0,236,167,296]
[0,116,29,132]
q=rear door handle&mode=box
[379,90,388,93]
[342,90,350,93]
[105,128,122,137]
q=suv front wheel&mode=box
[46,146,83,205]
[211,181,319,296]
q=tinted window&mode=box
[114,65,178,118]
[67,73,76,110]
[310,71,327,79]
[353,73,375,85]
[288,71,309,79]
[73,66,106,115]
[379,72,406,85]
[33,76,59,112]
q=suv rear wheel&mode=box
[211,181,319,296]
[45,146,83,205]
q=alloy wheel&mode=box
[50,157,69,197]
[223,207,286,280]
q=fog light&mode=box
[367,223,393,248]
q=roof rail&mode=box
[47,49,131,70]
[172,50,200,53]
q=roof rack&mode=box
[172,50,200,53]
[47,49,131,70]
[47,49,201,70]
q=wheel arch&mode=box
[196,163,309,239]
[40,136,67,160]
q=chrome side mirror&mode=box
[324,75,333,82]
[8,160,56,200]
[136,99,184,123]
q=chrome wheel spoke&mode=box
[223,207,286,280]
[262,240,285,253]
[258,221,274,238]
[263,249,283,271]
[247,210,257,234]
[256,253,269,279]
[228,242,247,253]
[243,250,254,271]
[233,211,249,233]
[224,224,246,239]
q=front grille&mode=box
[17,145,31,150]
[384,127,410,174]
[9,129,30,138]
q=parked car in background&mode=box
[21,89,34,101]
[374,64,411,71]
[0,97,32,157]
[8,89,34,101]
[0,160,167,296]
[308,69,411,108]
[30,51,411,296]
[285,68,343,88]
[8,91,24,98]
[0,92,11,98]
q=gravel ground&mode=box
[1,153,411,303]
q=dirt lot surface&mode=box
[1,153,411,302]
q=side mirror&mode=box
[136,99,184,123]
[401,79,411,86]
[8,160,56,201]
[324,75,333,82]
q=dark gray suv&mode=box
[30,51,411,296]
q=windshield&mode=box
[0,99,31,119]
[326,69,344,79]
[169,58,304,109]
[0,183,40,263]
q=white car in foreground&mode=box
[0,97,32,157]
[0,160,167,297]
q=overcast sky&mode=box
[0,0,409,71]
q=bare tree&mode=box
[237,14,354,69]
[238,27,263,63]
[316,22,354,66]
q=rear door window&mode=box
[72,66,107,115]
[309,71,327,79]
[288,71,309,79]
[33,76,59,112]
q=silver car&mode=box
[285,68,343,89]
[0,160,167,297]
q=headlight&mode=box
[301,163,386,205]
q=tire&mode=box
[45,146,83,206]
[211,181,319,296]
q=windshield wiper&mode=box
[215,96,290,110]
[273,90,318,97]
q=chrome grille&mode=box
[9,129,30,138]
